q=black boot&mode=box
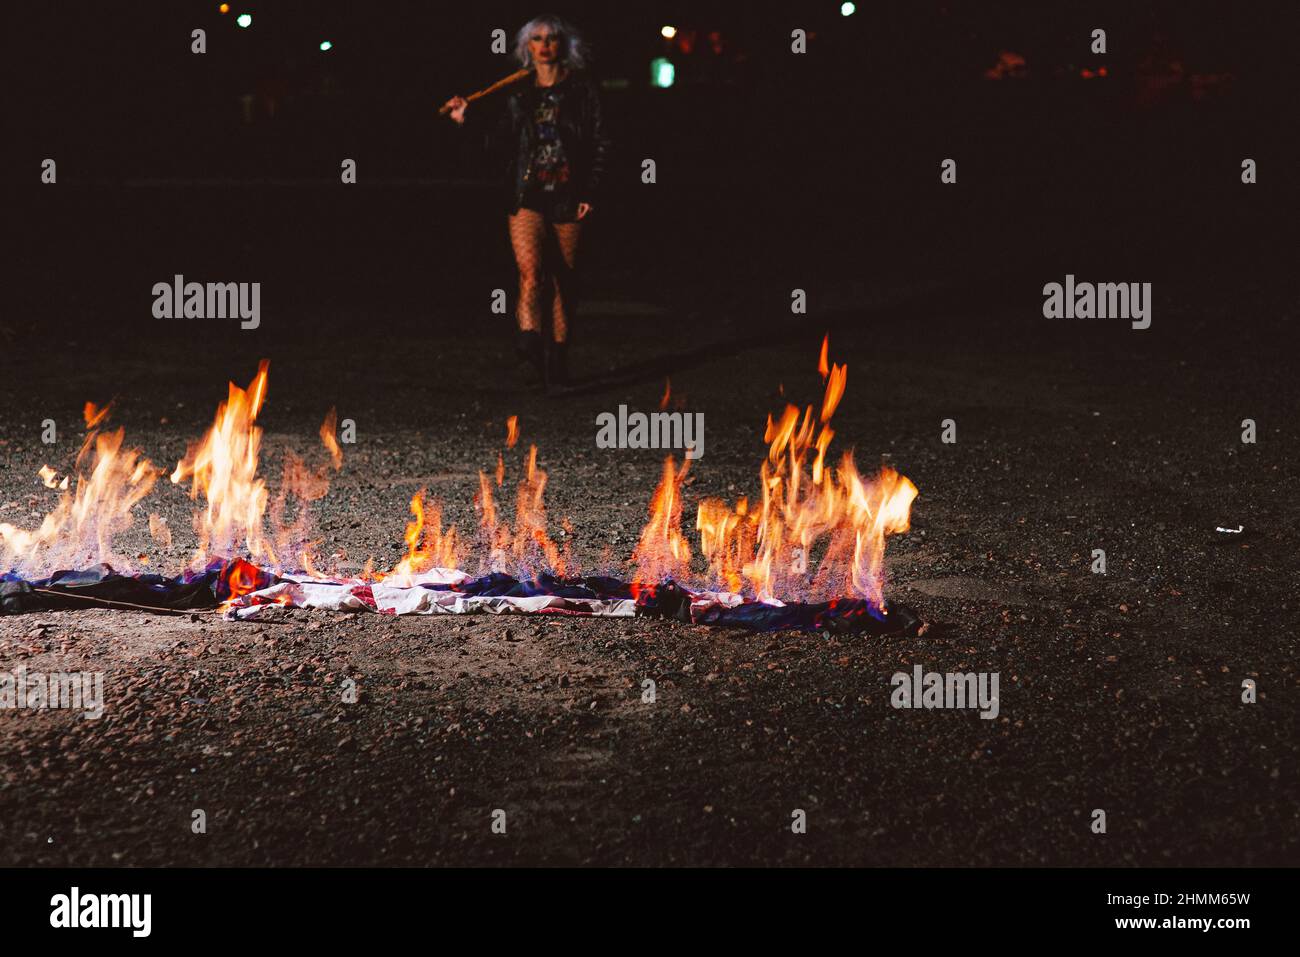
[545,340,569,392]
[516,329,544,389]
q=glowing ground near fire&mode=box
[0,339,919,634]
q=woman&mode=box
[444,14,610,390]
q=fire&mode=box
[84,401,112,430]
[388,490,462,580]
[511,444,566,574]
[216,557,281,613]
[636,336,916,608]
[476,467,503,563]
[631,456,693,587]
[695,496,753,594]
[169,360,342,571]
[38,465,67,490]
[0,422,160,577]
[268,423,343,572]
[821,362,847,422]
[320,407,343,469]
[470,434,569,577]
[223,557,263,601]
[171,360,273,566]
[4,349,914,619]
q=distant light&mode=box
[236,13,252,28]
[218,3,230,13]
[651,57,675,88]
[319,40,333,52]
[660,25,677,39]
[841,2,856,15]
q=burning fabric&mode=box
[0,564,919,635]
[0,340,920,635]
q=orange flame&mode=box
[512,445,567,574]
[821,363,847,422]
[1,427,160,576]
[165,364,342,573]
[170,360,273,566]
[464,444,571,577]
[84,401,112,430]
[639,335,916,606]
[223,557,262,600]
[4,345,913,612]
[475,467,507,569]
[387,490,462,580]
[320,407,343,469]
[631,456,693,586]
[217,557,270,613]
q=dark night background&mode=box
[8,0,1296,345]
[1,2,1297,868]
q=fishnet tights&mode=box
[507,207,581,343]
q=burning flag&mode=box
[1,342,919,634]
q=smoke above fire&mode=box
[0,337,916,608]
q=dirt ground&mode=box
[3,170,1298,867]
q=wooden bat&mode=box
[439,68,532,115]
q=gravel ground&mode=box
[2,179,1296,866]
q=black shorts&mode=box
[517,188,577,223]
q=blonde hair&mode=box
[513,14,589,70]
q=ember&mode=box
[0,339,919,634]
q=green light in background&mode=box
[651,58,675,88]
[319,40,333,52]
[841,2,856,15]
[236,13,252,28]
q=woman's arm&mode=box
[442,94,511,159]
[579,78,611,214]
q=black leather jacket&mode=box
[467,69,610,220]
